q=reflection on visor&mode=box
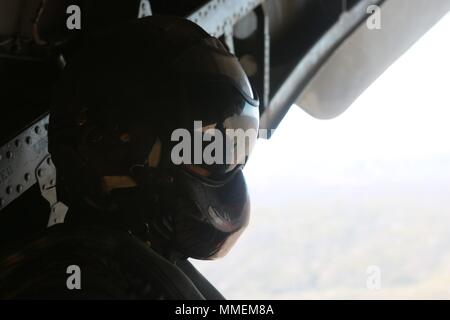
[177,166,250,233]
[173,84,259,179]
[171,39,260,180]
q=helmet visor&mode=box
[170,40,260,179]
[171,82,259,179]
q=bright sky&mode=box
[193,10,450,299]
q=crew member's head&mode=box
[49,16,260,260]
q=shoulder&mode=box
[0,224,204,299]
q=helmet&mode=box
[49,16,259,260]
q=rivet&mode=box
[24,173,31,182]
[37,168,43,177]
[0,198,4,207]
[14,139,21,147]
[25,136,32,144]
[16,185,23,193]
[44,123,49,131]
[6,186,12,194]
[35,126,41,134]
[6,151,13,159]
[46,157,52,165]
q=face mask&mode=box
[109,165,250,260]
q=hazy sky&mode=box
[193,10,450,299]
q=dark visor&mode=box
[170,40,260,179]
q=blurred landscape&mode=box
[192,11,450,299]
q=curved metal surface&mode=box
[298,0,450,119]
[260,0,383,133]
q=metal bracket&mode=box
[0,114,50,211]
[35,155,68,227]
[0,112,67,226]
[188,0,265,38]
[223,20,235,54]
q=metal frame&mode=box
[259,0,383,135]
[187,0,265,38]
[0,114,49,210]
